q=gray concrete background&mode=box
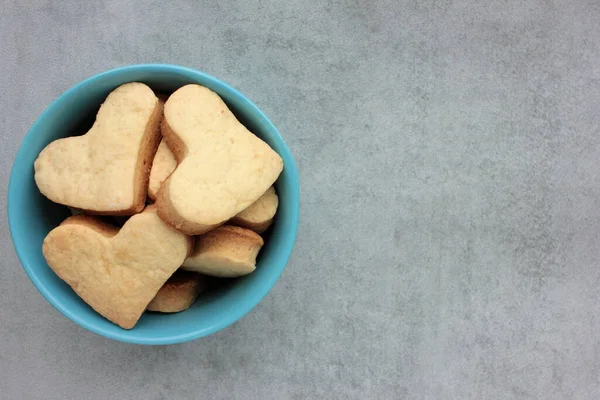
[1,0,600,399]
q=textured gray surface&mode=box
[1,0,600,399]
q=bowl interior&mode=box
[8,65,299,344]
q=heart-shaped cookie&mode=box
[182,225,264,277]
[156,84,283,234]
[42,206,192,329]
[148,139,278,232]
[147,139,177,201]
[34,82,162,215]
[231,186,279,233]
[147,270,207,313]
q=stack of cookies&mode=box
[34,83,283,329]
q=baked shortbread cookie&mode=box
[147,140,177,201]
[182,225,264,277]
[156,84,283,234]
[148,142,278,232]
[34,83,162,215]
[231,186,278,233]
[147,270,207,313]
[42,205,192,329]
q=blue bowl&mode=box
[7,64,299,344]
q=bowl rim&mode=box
[7,64,299,344]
